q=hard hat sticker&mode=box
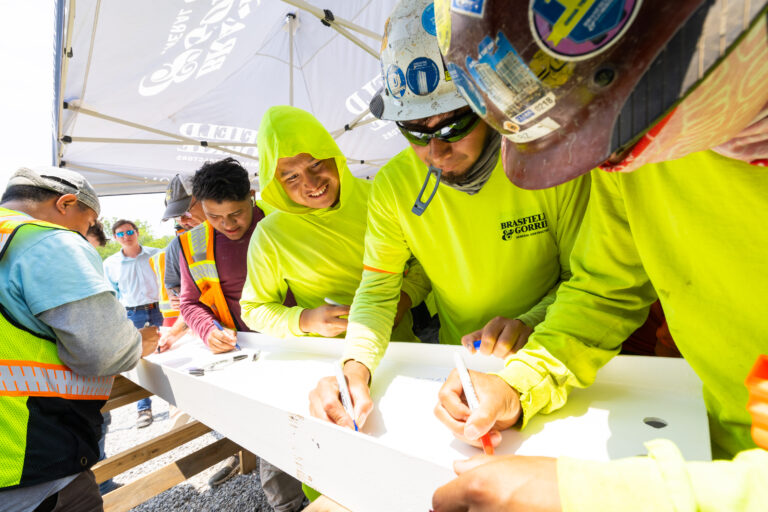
[386,65,407,99]
[451,0,486,18]
[512,92,556,126]
[406,57,441,96]
[528,50,575,87]
[529,0,641,61]
[435,0,452,53]
[465,32,552,130]
[422,3,437,36]
[446,62,487,115]
[504,116,561,143]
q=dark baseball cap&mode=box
[8,166,100,215]
[162,174,194,221]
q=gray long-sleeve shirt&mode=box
[38,291,142,376]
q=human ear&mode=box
[54,193,79,215]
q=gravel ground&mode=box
[105,397,274,511]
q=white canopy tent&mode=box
[53,0,405,195]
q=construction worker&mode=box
[0,166,157,511]
[240,105,429,343]
[178,158,304,510]
[152,174,206,352]
[431,1,768,510]
[308,0,590,430]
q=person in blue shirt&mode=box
[0,166,158,512]
[103,219,162,428]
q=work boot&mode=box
[136,409,153,429]
[208,454,240,487]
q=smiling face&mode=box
[201,193,254,240]
[275,153,341,209]
[403,109,489,185]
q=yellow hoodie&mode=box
[499,151,768,510]
[240,106,428,341]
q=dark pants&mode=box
[126,307,163,411]
[33,471,103,512]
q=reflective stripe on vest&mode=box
[0,210,115,402]
[0,360,112,400]
[149,250,179,319]
[179,222,236,329]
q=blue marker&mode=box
[212,319,241,350]
[473,339,482,350]
[334,363,359,432]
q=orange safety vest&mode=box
[148,250,179,319]
[178,221,236,329]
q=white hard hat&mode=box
[369,0,467,122]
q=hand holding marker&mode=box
[212,318,241,350]
[334,362,359,432]
[453,352,494,455]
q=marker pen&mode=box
[453,352,494,455]
[212,318,241,351]
[334,362,359,432]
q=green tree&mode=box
[96,218,174,260]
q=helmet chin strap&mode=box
[410,131,502,216]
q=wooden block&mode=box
[239,449,258,474]
[102,437,241,512]
[302,495,353,512]
[92,420,212,483]
[102,376,152,412]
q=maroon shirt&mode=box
[179,205,262,344]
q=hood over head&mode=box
[258,106,354,215]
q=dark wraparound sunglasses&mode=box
[396,110,480,146]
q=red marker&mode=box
[453,352,494,455]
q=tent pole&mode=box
[65,103,258,161]
[54,0,77,166]
[65,137,258,148]
[287,13,296,106]
[281,0,380,58]
[281,0,383,40]
[330,108,377,138]
[62,162,158,182]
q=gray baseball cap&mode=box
[7,166,100,215]
[162,173,194,221]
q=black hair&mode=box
[1,185,61,203]
[112,219,138,234]
[192,157,251,202]
[87,220,108,246]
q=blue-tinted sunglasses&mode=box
[115,230,135,238]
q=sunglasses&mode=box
[115,230,135,238]
[396,110,480,147]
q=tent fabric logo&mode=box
[139,2,252,96]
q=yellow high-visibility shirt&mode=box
[499,151,768,510]
[240,106,429,341]
[344,146,590,374]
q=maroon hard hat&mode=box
[436,0,768,189]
